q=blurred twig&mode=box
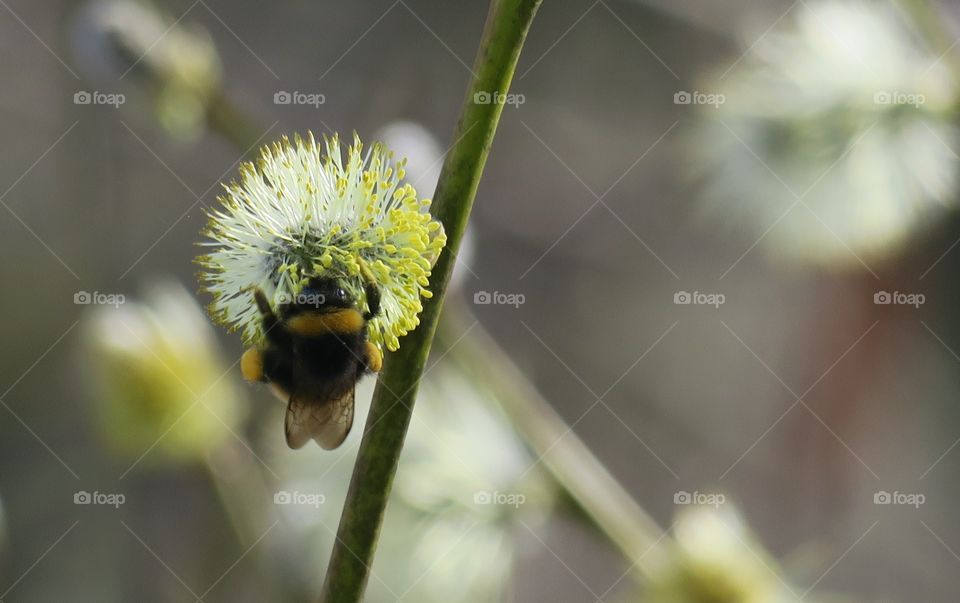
[204,443,276,548]
[205,91,268,160]
[439,296,670,579]
[203,444,293,599]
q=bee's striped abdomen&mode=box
[286,309,365,336]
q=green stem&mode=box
[318,1,542,601]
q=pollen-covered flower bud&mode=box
[71,0,222,139]
[646,506,798,603]
[197,132,447,352]
[692,0,958,266]
[83,281,243,464]
[375,121,476,295]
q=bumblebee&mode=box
[239,271,382,449]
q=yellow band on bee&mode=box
[365,341,382,373]
[241,347,264,382]
[286,309,365,336]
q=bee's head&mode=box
[282,277,353,315]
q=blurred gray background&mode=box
[2,0,960,601]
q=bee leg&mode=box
[358,258,381,320]
[363,341,383,373]
[363,284,381,321]
[251,287,275,320]
[241,347,266,382]
[251,287,289,345]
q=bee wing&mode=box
[284,388,355,450]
